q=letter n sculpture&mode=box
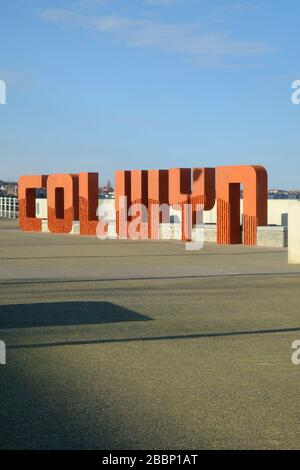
[216,165,268,245]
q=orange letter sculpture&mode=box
[148,169,169,239]
[191,168,215,217]
[47,174,79,233]
[130,170,148,239]
[216,165,268,245]
[18,165,267,246]
[168,168,192,241]
[169,168,215,241]
[115,170,131,238]
[18,175,48,231]
[79,172,99,236]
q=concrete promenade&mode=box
[1,219,300,449]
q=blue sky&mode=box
[0,0,300,188]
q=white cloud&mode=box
[39,8,275,63]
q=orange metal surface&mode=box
[216,165,268,245]
[18,175,48,232]
[18,165,268,246]
[47,173,79,233]
[148,169,169,239]
[79,172,99,236]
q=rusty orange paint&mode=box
[79,172,99,236]
[115,170,131,238]
[168,168,191,241]
[191,168,215,210]
[148,169,169,239]
[168,168,216,241]
[191,168,215,226]
[18,175,48,231]
[216,165,268,245]
[18,165,268,246]
[47,173,79,233]
[130,170,148,239]
[168,168,191,207]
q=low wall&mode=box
[41,220,288,248]
[257,226,287,248]
[288,201,300,263]
[37,198,293,248]
[36,198,298,226]
[202,199,297,226]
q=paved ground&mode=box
[1,219,300,449]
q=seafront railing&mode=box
[0,197,18,219]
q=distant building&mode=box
[99,180,114,199]
[268,189,300,200]
[0,181,18,197]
